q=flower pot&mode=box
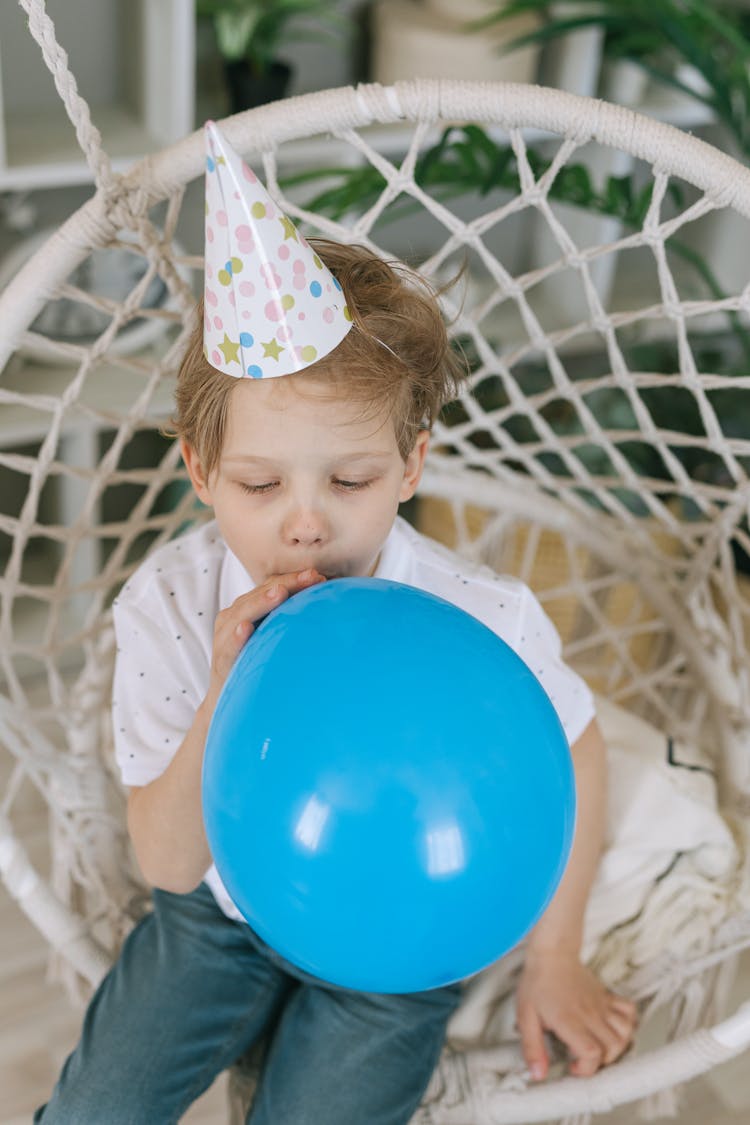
[371,0,541,84]
[224,59,292,113]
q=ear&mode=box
[399,430,429,502]
[180,439,213,506]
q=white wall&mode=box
[0,0,125,111]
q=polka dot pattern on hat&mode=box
[203,121,353,380]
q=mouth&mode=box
[278,563,344,581]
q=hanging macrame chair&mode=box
[2,1,750,1122]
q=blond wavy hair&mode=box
[170,239,467,473]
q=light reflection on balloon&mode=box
[294,795,331,852]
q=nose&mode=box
[281,502,329,549]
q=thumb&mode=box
[517,1001,549,1082]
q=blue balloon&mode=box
[202,578,575,993]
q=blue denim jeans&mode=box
[35,883,461,1124]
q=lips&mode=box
[276,563,341,580]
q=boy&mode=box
[35,125,636,1124]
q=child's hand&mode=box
[516,949,638,1080]
[207,569,326,698]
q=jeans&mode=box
[35,883,462,1124]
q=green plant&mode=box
[196,0,344,76]
[287,125,661,225]
[285,124,749,358]
[470,1,750,156]
[283,124,750,526]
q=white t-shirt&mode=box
[113,515,595,921]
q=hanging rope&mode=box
[18,0,115,192]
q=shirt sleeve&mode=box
[112,592,209,788]
[514,586,596,747]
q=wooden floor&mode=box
[3,807,750,1122]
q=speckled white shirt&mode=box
[113,515,595,921]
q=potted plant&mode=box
[284,118,750,547]
[196,0,347,113]
[469,1,750,157]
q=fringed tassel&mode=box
[708,953,739,1024]
[638,1086,681,1120]
[560,1113,593,1125]
[635,974,711,1119]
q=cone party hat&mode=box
[203,121,353,379]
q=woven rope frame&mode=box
[2,73,750,1121]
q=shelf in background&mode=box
[0,105,182,192]
[0,0,194,192]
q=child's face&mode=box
[182,376,428,585]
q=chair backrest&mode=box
[2,81,750,989]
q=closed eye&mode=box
[334,478,373,491]
[238,481,278,494]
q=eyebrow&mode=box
[221,451,395,466]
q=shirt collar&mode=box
[219,540,254,611]
[372,515,418,586]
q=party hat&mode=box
[203,121,353,379]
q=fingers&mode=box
[567,1032,606,1077]
[563,995,637,1076]
[610,995,639,1022]
[604,1001,638,1044]
[516,954,638,1083]
[210,569,326,687]
[517,1002,549,1082]
[233,568,326,621]
[226,568,325,633]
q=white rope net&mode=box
[2,5,750,1117]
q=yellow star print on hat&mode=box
[203,121,353,380]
